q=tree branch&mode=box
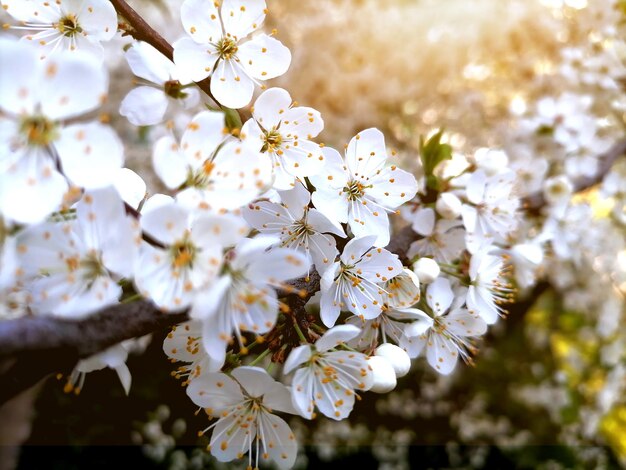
[111,0,246,122]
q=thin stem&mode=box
[292,320,308,344]
[248,348,271,367]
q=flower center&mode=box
[170,239,197,269]
[20,116,58,147]
[262,129,283,153]
[343,180,366,201]
[57,14,83,37]
[163,80,188,99]
[216,37,239,60]
[185,160,216,188]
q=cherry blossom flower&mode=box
[461,169,519,254]
[243,181,344,275]
[382,267,421,309]
[134,202,249,311]
[187,366,297,469]
[319,235,403,327]
[0,40,122,223]
[404,278,487,375]
[152,110,272,212]
[241,88,325,188]
[466,249,513,324]
[163,320,223,382]
[405,207,466,264]
[283,325,374,420]
[120,41,200,126]
[1,0,117,59]
[190,237,309,368]
[15,187,140,318]
[310,128,418,247]
[173,0,291,109]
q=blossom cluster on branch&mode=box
[1,0,626,467]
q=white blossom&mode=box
[241,87,325,188]
[283,325,374,419]
[319,235,403,327]
[310,128,418,247]
[0,40,122,223]
[1,0,117,59]
[120,41,200,126]
[187,366,298,469]
[173,0,291,109]
[191,237,309,369]
[16,186,140,318]
[243,181,344,276]
[405,278,487,375]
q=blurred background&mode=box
[3,0,626,468]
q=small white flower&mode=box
[152,110,272,212]
[241,88,325,188]
[120,41,200,126]
[191,237,310,368]
[404,207,465,264]
[134,202,249,311]
[383,267,421,308]
[187,366,298,469]
[2,0,117,59]
[510,242,544,290]
[64,339,141,396]
[310,128,418,247]
[243,181,344,275]
[461,169,519,254]
[0,40,122,223]
[283,325,374,420]
[173,0,291,109]
[405,278,487,375]
[319,235,403,327]
[466,249,513,324]
[16,187,140,318]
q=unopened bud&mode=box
[435,192,462,219]
[368,356,397,393]
[375,343,411,378]
[412,258,440,283]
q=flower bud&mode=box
[367,356,397,393]
[375,343,411,378]
[435,192,462,219]
[412,258,440,284]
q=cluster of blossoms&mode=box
[9,0,626,466]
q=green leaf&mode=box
[419,129,452,178]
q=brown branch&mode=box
[111,0,246,123]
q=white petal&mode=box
[411,207,435,236]
[231,366,276,398]
[245,247,309,283]
[210,59,255,109]
[0,39,39,115]
[77,0,117,41]
[187,372,242,410]
[40,51,107,120]
[466,170,487,204]
[315,324,361,352]
[281,106,324,139]
[367,166,418,209]
[173,37,218,82]
[426,334,459,375]
[113,168,147,210]
[347,198,391,247]
[114,364,132,395]
[426,277,454,316]
[345,128,387,178]
[119,86,169,126]
[340,235,378,264]
[238,34,291,80]
[56,122,124,188]
[181,110,227,166]
[140,202,189,245]
[283,345,312,374]
[181,0,222,43]
[152,135,189,189]
[221,0,266,39]
[258,412,297,469]
[252,87,292,129]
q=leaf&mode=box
[419,129,452,178]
